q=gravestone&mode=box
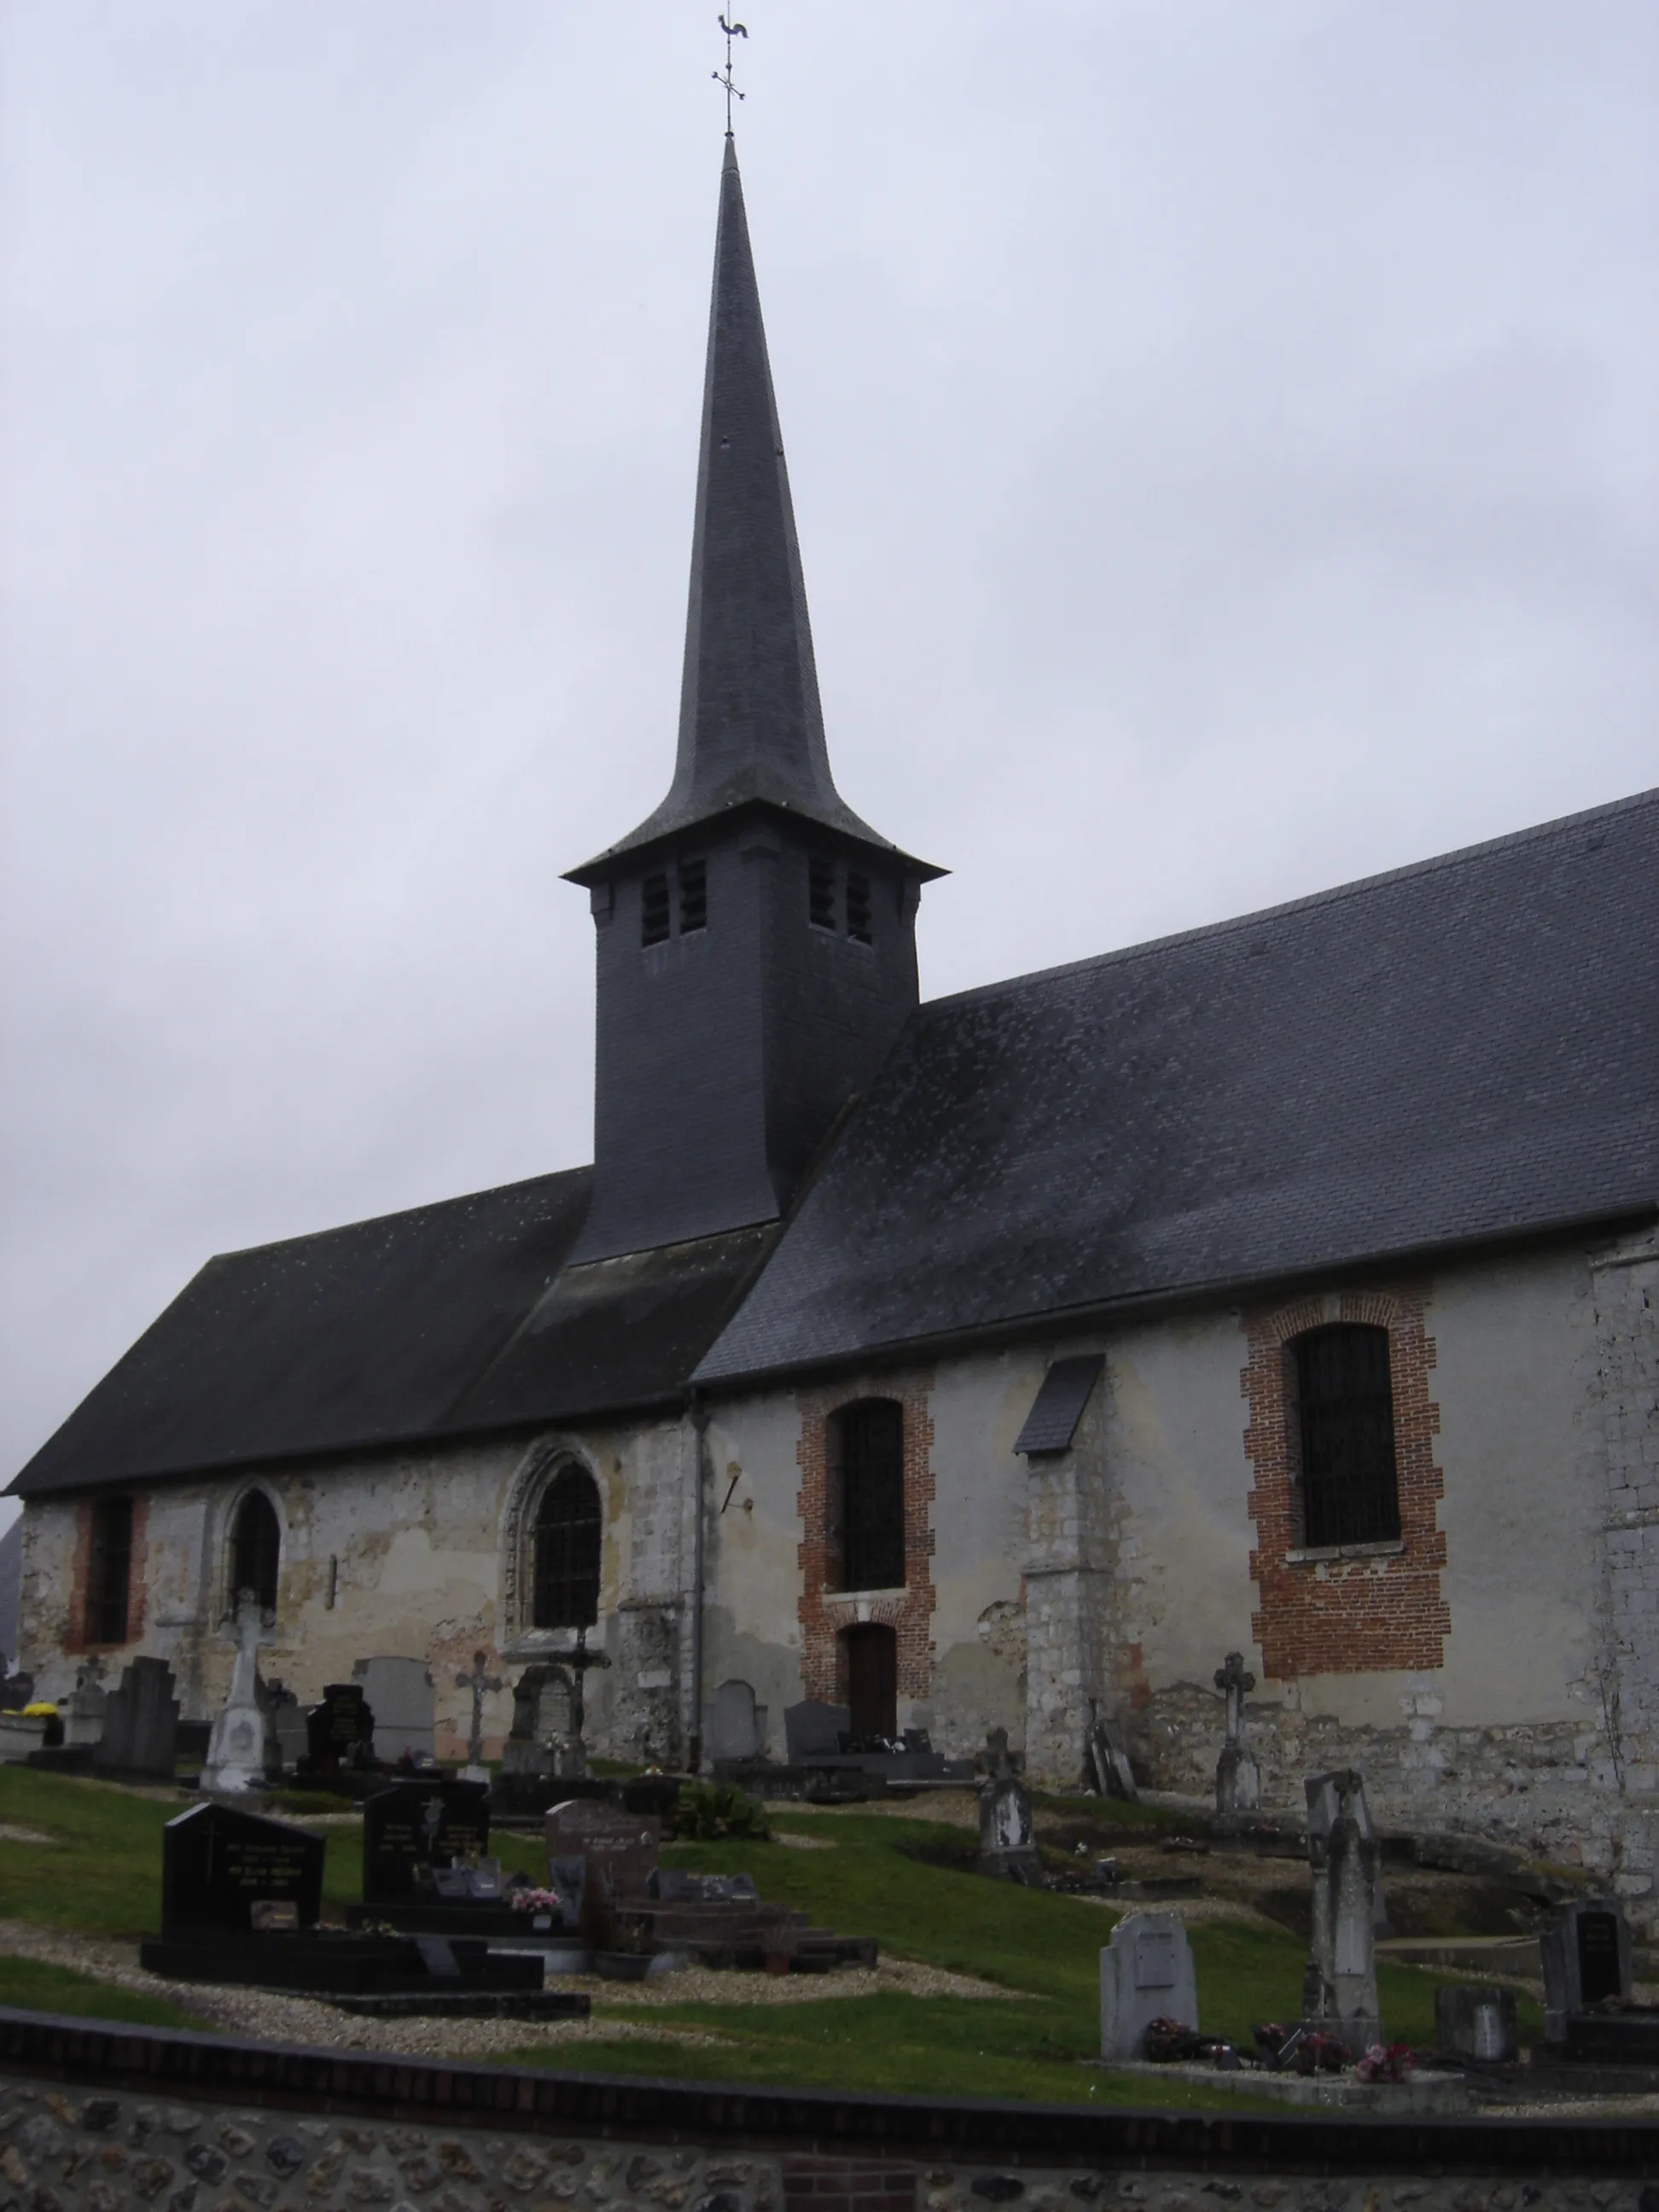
[1214,1652,1260,1818]
[978,1728,1045,1885]
[1435,1982,1520,2064]
[62,1656,108,1749]
[202,1593,278,1793]
[502,1664,565,1779]
[362,1778,491,1906]
[352,1656,435,1766]
[1100,1912,1199,2061]
[1303,1769,1382,2055]
[265,1679,309,1773]
[454,1650,504,1784]
[306,1682,375,1773]
[783,1699,850,1765]
[160,1800,324,1940]
[1541,1898,1633,2043]
[712,1679,767,1762]
[1087,1711,1138,1801]
[94,1656,179,1780]
[0,1670,34,1714]
[545,1799,661,1904]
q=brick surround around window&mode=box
[1243,1287,1448,1678]
[795,1372,936,1703]
[66,1493,148,1655]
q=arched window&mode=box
[1294,1324,1400,1547]
[533,1466,602,1630]
[830,1399,905,1592]
[230,1491,281,1613]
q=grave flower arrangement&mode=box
[510,1887,564,1914]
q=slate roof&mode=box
[9,1171,774,1499]
[695,789,1659,1385]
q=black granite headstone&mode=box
[306,1684,374,1772]
[160,1802,323,1940]
[362,1779,491,1905]
[1577,1908,1624,2005]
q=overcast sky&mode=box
[2,2,1654,1517]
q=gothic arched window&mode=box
[533,1466,602,1630]
[230,1490,281,1613]
[830,1399,905,1592]
[1293,1324,1400,1547]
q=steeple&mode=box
[566,139,940,1266]
[568,137,931,880]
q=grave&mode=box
[1087,1711,1138,1801]
[500,1663,567,1780]
[978,1729,1045,1885]
[454,1650,504,1784]
[1303,1769,1382,2056]
[142,1798,574,2011]
[1540,1898,1658,2060]
[93,1656,179,1782]
[265,1679,309,1773]
[1100,1912,1198,2062]
[201,1594,278,1793]
[712,1678,768,1763]
[1435,1982,1520,2065]
[62,1656,108,1749]
[1214,1652,1260,1818]
[352,1656,435,1766]
[342,1779,557,1944]
[545,1798,663,1906]
[304,1682,375,1775]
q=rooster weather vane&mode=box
[713,15,748,132]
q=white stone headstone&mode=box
[352,1656,435,1764]
[201,1592,277,1794]
[1100,1912,1198,2062]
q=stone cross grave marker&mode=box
[978,1730,1044,1886]
[203,1592,276,1793]
[455,1650,504,1779]
[1100,1911,1198,2061]
[1541,1898,1633,2043]
[94,1656,179,1781]
[1303,1769,1382,2055]
[306,1683,374,1773]
[545,1799,661,1906]
[160,1800,323,1940]
[352,1657,436,1766]
[1214,1651,1260,1817]
[362,1778,491,1905]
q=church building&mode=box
[11,140,1658,1918]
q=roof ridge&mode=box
[923,786,1659,1016]
[209,1162,593,1263]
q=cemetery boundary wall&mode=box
[1,2009,1655,2208]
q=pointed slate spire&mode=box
[569,137,930,881]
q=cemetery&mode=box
[1,1639,1656,2117]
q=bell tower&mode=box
[565,138,941,1264]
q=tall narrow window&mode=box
[533,1466,602,1630]
[230,1490,281,1613]
[808,855,836,931]
[845,870,872,944]
[1295,1324,1400,1547]
[678,858,707,934]
[832,1399,905,1591]
[86,1497,134,1645]
[641,874,671,946]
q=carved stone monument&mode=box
[1303,1768,1382,2055]
[62,1656,108,1749]
[978,1728,1045,1886]
[1214,1651,1260,1818]
[352,1656,436,1766]
[454,1650,504,1784]
[94,1656,179,1781]
[1100,1912,1199,2062]
[201,1592,278,1794]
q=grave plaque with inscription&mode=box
[160,1801,323,1939]
[306,1684,374,1773]
[363,1778,491,1905]
[545,1800,661,1902]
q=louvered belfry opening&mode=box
[230,1490,281,1612]
[833,1399,905,1592]
[533,1465,602,1629]
[86,1495,133,1644]
[1295,1324,1401,1547]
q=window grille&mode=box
[834,1399,905,1592]
[809,856,836,930]
[1295,1324,1400,1546]
[533,1466,602,1629]
[846,870,872,944]
[641,874,671,946]
[87,1496,133,1644]
[678,858,707,934]
[230,1491,281,1613]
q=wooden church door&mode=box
[844,1623,897,1741]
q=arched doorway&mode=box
[841,1622,897,1742]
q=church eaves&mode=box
[566,137,938,885]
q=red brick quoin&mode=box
[1243,1286,1449,1679]
[783,2158,916,2212]
[795,1371,937,1704]
[66,1493,149,1655]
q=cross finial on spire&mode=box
[713,14,747,133]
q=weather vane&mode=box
[713,14,747,132]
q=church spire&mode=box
[569,136,928,881]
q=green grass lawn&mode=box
[0,1767,1542,2106]
[0,1954,211,2032]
